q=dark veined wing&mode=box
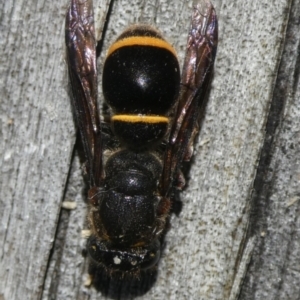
[65,0,102,187]
[161,0,218,198]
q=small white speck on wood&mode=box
[1,0,299,299]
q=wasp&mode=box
[65,0,217,295]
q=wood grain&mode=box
[1,0,298,299]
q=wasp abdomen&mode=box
[103,25,180,147]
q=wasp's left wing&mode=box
[65,0,102,187]
[161,0,218,198]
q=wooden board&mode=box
[1,0,299,299]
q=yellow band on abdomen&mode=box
[107,36,177,57]
[112,114,169,124]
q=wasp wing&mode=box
[161,0,218,198]
[65,0,102,187]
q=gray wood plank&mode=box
[239,0,300,299]
[0,0,75,299]
[0,0,296,299]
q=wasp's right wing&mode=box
[65,0,102,187]
[161,0,218,198]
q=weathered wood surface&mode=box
[1,0,299,299]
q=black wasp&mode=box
[65,0,217,294]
